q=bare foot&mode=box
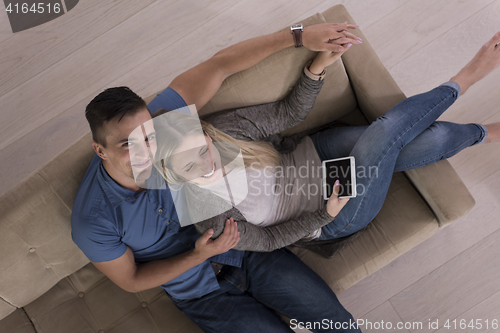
[484,122,500,143]
[450,31,500,95]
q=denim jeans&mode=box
[310,82,487,239]
[167,248,361,332]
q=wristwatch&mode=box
[290,23,303,48]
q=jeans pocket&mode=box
[170,295,197,308]
[165,290,195,308]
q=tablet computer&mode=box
[322,156,357,200]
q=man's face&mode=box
[97,109,157,186]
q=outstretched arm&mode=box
[169,23,359,110]
[200,69,324,141]
[200,44,356,141]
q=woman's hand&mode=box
[308,43,354,75]
[193,218,240,260]
[303,22,360,52]
[326,180,350,218]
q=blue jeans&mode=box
[310,82,487,239]
[167,248,361,332]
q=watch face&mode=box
[291,24,303,31]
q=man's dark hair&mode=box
[85,86,148,147]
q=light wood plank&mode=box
[0,0,413,196]
[388,228,500,333]
[386,0,500,97]
[2,0,334,197]
[447,144,500,192]
[338,192,500,318]
[293,0,412,29]
[0,3,13,42]
[363,0,496,71]
[338,155,500,319]
[0,0,156,97]
[0,99,89,197]
[0,0,348,196]
[111,0,339,100]
[433,290,500,333]
[289,301,414,332]
[356,301,411,333]
[0,0,236,152]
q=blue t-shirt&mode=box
[71,87,244,299]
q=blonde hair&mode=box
[153,110,280,185]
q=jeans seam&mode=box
[395,134,481,171]
[473,123,489,144]
[332,90,455,237]
[440,83,460,97]
[220,270,246,291]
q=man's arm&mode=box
[169,23,360,110]
[93,220,240,293]
[92,246,204,293]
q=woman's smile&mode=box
[201,161,216,178]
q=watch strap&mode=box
[292,29,303,48]
[290,24,303,48]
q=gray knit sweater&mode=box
[191,71,338,252]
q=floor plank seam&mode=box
[0,1,159,99]
[385,0,498,72]
[385,226,500,317]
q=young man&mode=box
[71,22,362,333]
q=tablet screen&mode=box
[324,158,353,198]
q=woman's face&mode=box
[169,133,223,186]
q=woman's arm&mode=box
[201,70,324,141]
[194,177,349,251]
[194,206,334,252]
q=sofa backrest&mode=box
[0,11,358,321]
[0,133,94,319]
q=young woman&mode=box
[152,32,500,254]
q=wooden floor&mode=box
[1,1,499,332]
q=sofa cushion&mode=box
[0,308,36,333]
[0,298,16,323]
[24,263,202,333]
[0,133,93,309]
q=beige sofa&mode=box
[0,5,475,333]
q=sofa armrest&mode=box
[321,5,407,122]
[403,161,475,227]
[321,5,475,227]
